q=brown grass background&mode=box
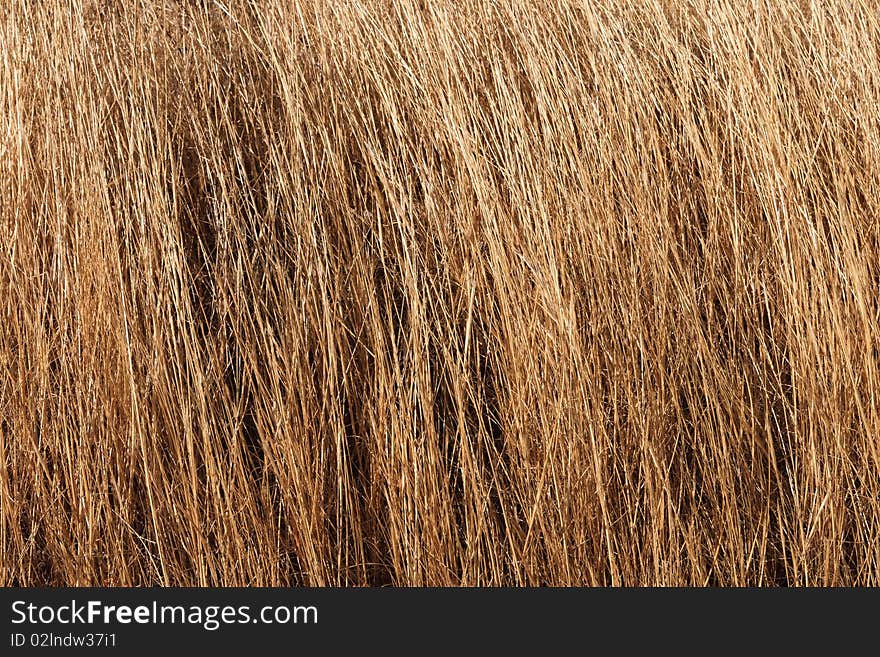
[2,0,880,585]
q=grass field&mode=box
[2,0,880,585]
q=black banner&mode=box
[0,588,873,653]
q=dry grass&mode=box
[2,0,880,586]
